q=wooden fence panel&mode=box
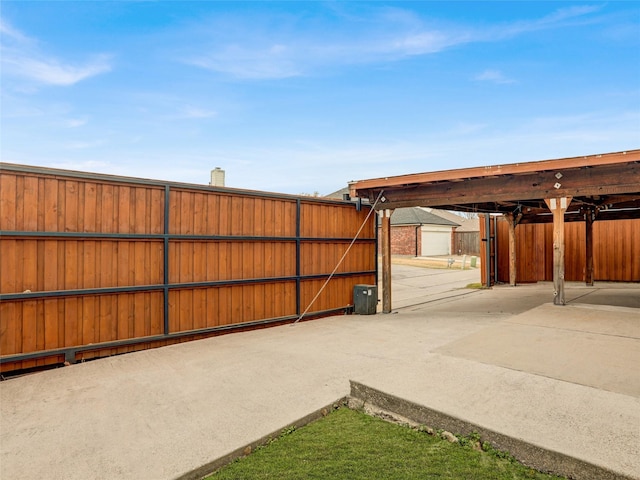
[167,282,297,333]
[0,239,163,293]
[1,164,376,373]
[0,174,165,234]
[169,191,297,237]
[452,232,480,256]
[0,293,165,365]
[495,217,639,283]
[169,241,297,283]
[593,219,640,281]
[299,242,375,276]
[300,202,375,239]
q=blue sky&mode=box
[1,2,639,195]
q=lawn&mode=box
[208,407,564,480]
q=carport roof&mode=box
[350,149,640,224]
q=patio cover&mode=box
[349,149,640,311]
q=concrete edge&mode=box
[173,397,349,480]
[349,381,635,480]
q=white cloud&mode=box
[179,106,217,119]
[65,117,89,128]
[64,139,105,150]
[485,4,604,40]
[538,5,603,25]
[474,69,515,84]
[1,19,112,86]
[391,30,462,55]
[3,54,112,86]
[0,18,32,44]
[180,4,604,79]
[187,43,301,80]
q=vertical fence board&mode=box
[65,181,79,232]
[84,183,97,232]
[100,295,113,345]
[218,195,230,236]
[0,303,16,355]
[22,176,38,230]
[43,298,58,350]
[21,300,37,354]
[14,302,24,357]
[0,174,17,230]
[64,298,78,347]
[82,296,96,346]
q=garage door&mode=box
[421,228,451,256]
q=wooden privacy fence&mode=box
[0,164,377,373]
[453,231,480,256]
[480,216,639,284]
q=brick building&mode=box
[384,207,460,256]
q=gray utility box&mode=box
[353,284,378,315]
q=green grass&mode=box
[208,408,564,480]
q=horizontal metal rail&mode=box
[0,230,376,243]
[0,270,377,301]
[1,284,164,301]
[0,231,165,240]
[0,306,354,366]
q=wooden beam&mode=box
[545,197,572,305]
[363,162,639,210]
[585,207,595,286]
[350,149,639,193]
[505,213,517,286]
[381,209,394,313]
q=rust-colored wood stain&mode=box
[481,216,639,284]
[0,166,376,373]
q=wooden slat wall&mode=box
[452,231,480,256]
[592,220,640,281]
[1,167,376,373]
[494,217,640,283]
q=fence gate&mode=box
[0,164,377,373]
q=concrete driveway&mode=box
[385,260,481,310]
[1,263,638,480]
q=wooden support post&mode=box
[585,207,595,286]
[545,197,572,305]
[505,213,517,287]
[381,209,394,313]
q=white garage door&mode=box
[421,227,451,256]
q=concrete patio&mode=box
[1,265,638,479]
